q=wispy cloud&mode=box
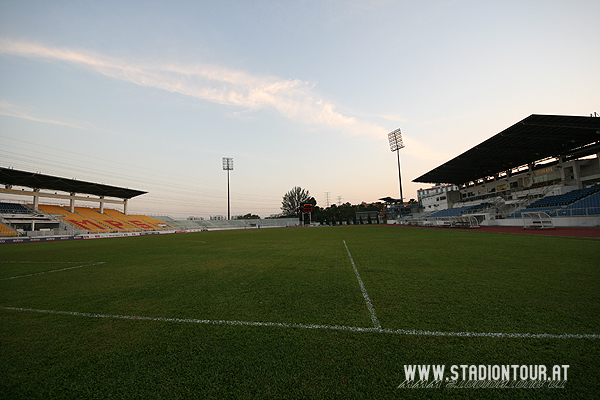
[0,38,386,137]
[0,100,89,130]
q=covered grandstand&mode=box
[407,114,600,227]
[0,168,297,242]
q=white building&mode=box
[417,184,460,212]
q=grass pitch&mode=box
[1,225,599,399]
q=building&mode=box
[417,184,460,212]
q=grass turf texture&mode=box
[1,225,598,399]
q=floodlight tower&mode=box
[222,157,233,220]
[388,128,405,202]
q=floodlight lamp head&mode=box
[222,157,233,170]
[388,128,405,152]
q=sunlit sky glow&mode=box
[1,1,598,218]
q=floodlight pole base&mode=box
[396,149,403,203]
[227,169,230,220]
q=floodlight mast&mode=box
[222,157,233,220]
[388,128,405,203]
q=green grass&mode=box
[1,226,599,399]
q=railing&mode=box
[27,228,86,237]
[400,215,480,228]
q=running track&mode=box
[392,224,600,238]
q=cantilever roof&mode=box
[0,168,147,199]
[413,114,600,186]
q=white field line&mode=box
[0,261,97,263]
[0,262,105,280]
[2,306,599,339]
[343,240,381,329]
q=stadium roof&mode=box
[0,167,147,199]
[379,197,401,203]
[413,114,600,186]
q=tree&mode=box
[281,186,315,217]
[237,213,260,219]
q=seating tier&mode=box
[37,204,111,233]
[0,202,32,215]
[99,209,162,231]
[75,207,139,232]
[0,222,19,237]
[131,215,176,230]
[527,186,600,209]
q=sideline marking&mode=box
[0,261,97,264]
[0,262,105,281]
[343,240,381,329]
[2,306,599,339]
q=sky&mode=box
[0,0,598,219]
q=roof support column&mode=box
[559,156,567,183]
[572,160,582,189]
[32,189,40,212]
[99,196,105,214]
[70,193,76,213]
[123,199,128,215]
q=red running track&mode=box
[392,224,600,238]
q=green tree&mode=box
[281,186,315,217]
[237,213,260,219]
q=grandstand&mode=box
[407,114,600,228]
[427,202,492,219]
[0,167,295,241]
[149,215,297,231]
[38,204,111,233]
[508,186,600,218]
[132,214,176,230]
[0,221,18,237]
[0,201,61,235]
[0,168,160,239]
[0,202,31,214]
[99,209,169,231]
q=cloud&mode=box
[0,38,386,137]
[0,100,89,130]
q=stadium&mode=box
[1,114,600,240]
[1,114,600,398]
